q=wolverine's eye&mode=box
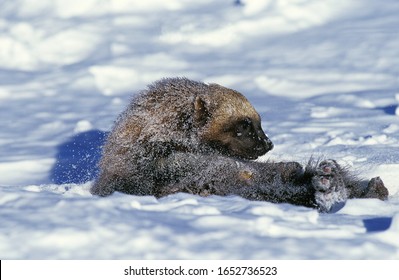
[235,118,253,137]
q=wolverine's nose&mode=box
[261,135,273,152]
[264,136,273,151]
[254,131,273,156]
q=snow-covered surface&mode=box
[1,0,399,259]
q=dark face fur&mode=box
[205,117,273,160]
[195,85,274,160]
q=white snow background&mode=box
[1,0,399,259]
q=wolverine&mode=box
[91,77,388,212]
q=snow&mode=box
[1,0,399,259]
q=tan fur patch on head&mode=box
[209,83,259,120]
[202,83,260,140]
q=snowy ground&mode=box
[1,0,399,259]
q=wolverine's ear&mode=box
[194,96,210,127]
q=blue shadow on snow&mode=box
[363,217,392,233]
[49,130,108,184]
[376,105,397,116]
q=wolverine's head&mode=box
[195,83,273,160]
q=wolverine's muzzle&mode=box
[254,130,273,157]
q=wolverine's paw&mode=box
[312,159,348,212]
[363,177,389,200]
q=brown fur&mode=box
[91,77,388,212]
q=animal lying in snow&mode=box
[91,77,388,212]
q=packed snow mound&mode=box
[1,184,399,259]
